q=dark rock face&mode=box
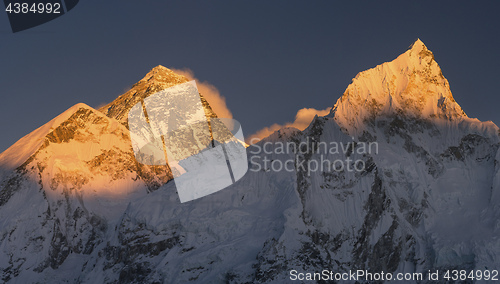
[0,172,23,207]
[246,108,500,283]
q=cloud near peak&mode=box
[246,107,331,144]
[169,68,329,145]
[171,68,233,119]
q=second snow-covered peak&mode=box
[0,103,121,173]
[408,38,427,54]
[139,65,190,86]
[99,66,191,124]
[331,39,466,136]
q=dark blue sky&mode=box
[1,1,499,153]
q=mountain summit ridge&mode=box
[98,66,192,125]
[0,103,102,174]
[138,65,189,86]
[407,38,427,54]
[330,39,467,137]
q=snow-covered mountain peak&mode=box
[99,66,189,124]
[0,99,170,211]
[139,65,189,86]
[0,103,104,174]
[98,66,217,125]
[331,39,467,136]
[408,38,427,53]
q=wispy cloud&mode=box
[171,68,233,119]
[171,68,329,144]
[247,107,331,143]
